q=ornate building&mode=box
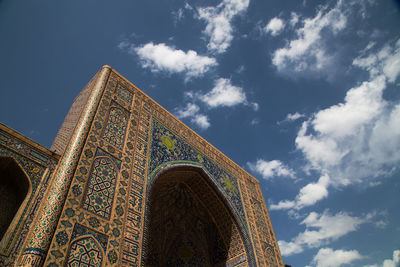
[0,66,283,266]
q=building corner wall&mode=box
[17,66,111,267]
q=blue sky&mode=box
[1,0,399,266]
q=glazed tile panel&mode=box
[148,119,247,230]
[82,148,121,219]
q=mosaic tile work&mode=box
[148,119,247,230]
[120,96,149,267]
[66,223,108,267]
[43,69,141,266]
[241,176,283,267]
[51,72,98,155]
[82,148,121,219]
[115,83,133,107]
[67,237,102,267]
[101,102,129,150]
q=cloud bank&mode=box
[278,210,374,256]
[311,248,363,267]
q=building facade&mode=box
[0,66,283,266]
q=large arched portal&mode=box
[143,165,250,267]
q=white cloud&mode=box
[278,210,372,256]
[277,112,306,125]
[197,0,249,54]
[364,250,400,267]
[175,103,200,119]
[175,103,210,130]
[271,40,400,212]
[295,39,400,188]
[264,17,285,36]
[271,200,295,211]
[200,78,247,108]
[272,1,347,75]
[312,248,363,267]
[278,240,303,256]
[286,112,305,121]
[270,174,330,210]
[191,114,210,130]
[133,42,217,79]
[354,39,400,82]
[250,118,259,125]
[248,159,295,179]
[290,12,299,26]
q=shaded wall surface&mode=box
[0,124,59,266]
[1,66,283,267]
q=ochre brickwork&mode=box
[0,66,283,266]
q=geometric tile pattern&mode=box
[82,148,121,219]
[101,103,129,150]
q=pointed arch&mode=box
[143,163,256,266]
[0,156,32,245]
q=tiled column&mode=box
[18,66,111,267]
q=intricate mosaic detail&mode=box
[0,130,52,167]
[149,119,246,229]
[82,148,121,219]
[66,224,108,267]
[115,83,133,106]
[102,102,129,150]
[67,237,102,267]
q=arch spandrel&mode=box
[148,120,247,227]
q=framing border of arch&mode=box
[141,162,257,267]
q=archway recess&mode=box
[143,165,251,266]
[0,156,30,242]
